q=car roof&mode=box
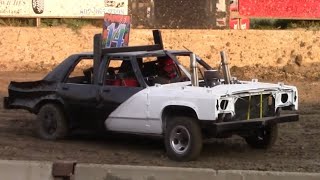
[76,50,192,58]
[107,50,191,57]
[75,52,94,56]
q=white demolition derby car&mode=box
[4,30,298,161]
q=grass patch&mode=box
[251,19,320,30]
[0,18,103,31]
[288,20,320,30]
[0,18,35,27]
[41,18,102,29]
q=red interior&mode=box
[105,78,139,87]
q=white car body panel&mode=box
[105,80,298,135]
[105,89,150,133]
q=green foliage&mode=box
[251,19,320,30]
[288,20,320,30]
[0,18,35,26]
[41,18,61,27]
[41,18,102,30]
[0,19,6,26]
[61,19,90,30]
[0,18,102,31]
[250,19,276,29]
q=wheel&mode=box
[32,0,44,14]
[245,124,278,149]
[165,116,202,161]
[36,104,68,140]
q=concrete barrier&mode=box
[75,164,320,180]
[1,160,320,180]
[0,160,53,180]
[217,170,320,180]
[75,164,217,180]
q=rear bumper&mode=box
[3,96,36,112]
[204,114,299,136]
[3,97,11,109]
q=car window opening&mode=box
[104,59,140,87]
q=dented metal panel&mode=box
[6,81,59,112]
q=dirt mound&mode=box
[0,27,320,81]
[230,63,320,82]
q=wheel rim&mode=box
[43,111,57,135]
[170,125,191,155]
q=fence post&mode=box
[36,18,41,27]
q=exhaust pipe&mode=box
[190,53,199,86]
[220,51,232,84]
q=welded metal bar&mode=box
[93,33,102,84]
[190,53,199,86]
[220,51,231,84]
[247,95,251,120]
[153,29,164,49]
[260,94,263,119]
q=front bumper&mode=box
[205,114,299,136]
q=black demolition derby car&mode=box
[4,30,299,161]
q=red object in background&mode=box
[239,0,320,19]
[230,0,239,11]
[230,18,250,30]
[229,0,250,29]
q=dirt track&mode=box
[0,27,320,172]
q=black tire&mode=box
[32,0,44,14]
[245,124,278,149]
[36,104,68,140]
[164,116,202,161]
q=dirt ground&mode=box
[1,27,320,72]
[0,27,320,172]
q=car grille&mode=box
[234,94,275,121]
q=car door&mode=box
[57,57,100,129]
[98,56,150,133]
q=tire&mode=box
[164,116,202,161]
[32,0,44,14]
[36,104,68,140]
[245,124,278,149]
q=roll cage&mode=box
[93,30,213,86]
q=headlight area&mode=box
[216,98,234,111]
[215,98,235,121]
[276,91,298,110]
